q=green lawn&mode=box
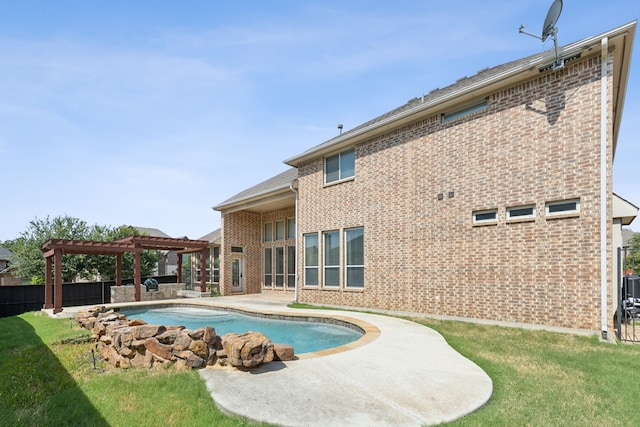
[1,310,639,426]
[0,311,272,427]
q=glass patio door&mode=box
[231,258,244,292]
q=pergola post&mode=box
[53,248,63,314]
[177,254,182,284]
[134,248,141,302]
[43,255,53,309]
[116,254,122,286]
[200,249,207,293]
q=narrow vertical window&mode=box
[212,247,220,283]
[264,248,272,288]
[287,218,296,239]
[275,220,285,241]
[323,230,340,287]
[304,233,318,286]
[287,245,296,289]
[275,247,284,288]
[264,222,273,242]
[345,227,364,288]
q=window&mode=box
[507,205,535,221]
[473,209,498,225]
[212,247,220,283]
[264,222,273,242]
[304,234,319,286]
[287,246,296,288]
[275,220,285,241]
[264,248,273,288]
[287,218,296,239]
[323,230,340,287]
[443,101,488,123]
[275,247,284,288]
[231,246,244,253]
[264,248,272,287]
[546,199,580,217]
[345,227,364,288]
[325,149,355,184]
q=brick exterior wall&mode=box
[296,51,615,331]
[220,207,296,296]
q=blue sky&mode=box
[1,1,638,241]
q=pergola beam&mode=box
[41,235,211,314]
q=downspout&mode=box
[289,179,299,303]
[600,36,609,339]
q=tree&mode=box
[624,233,640,274]
[4,215,91,283]
[83,225,160,280]
[3,216,160,283]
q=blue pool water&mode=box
[119,306,362,354]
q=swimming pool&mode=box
[119,306,363,354]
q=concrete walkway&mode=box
[195,295,493,427]
[47,295,493,426]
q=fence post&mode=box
[617,247,622,340]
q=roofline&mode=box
[284,21,637,167]
[212,183,295,212]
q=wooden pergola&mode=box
[41,235,209,314]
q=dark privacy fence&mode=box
[0,275,177,318]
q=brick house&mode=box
[214,22,637,334]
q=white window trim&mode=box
[344,227,364,289]
[323,230,340,288]
[303,233,319,287]
[324,149,355,185]
[472,209,498,226]
[546,199,580,219]
[506,205,536,223]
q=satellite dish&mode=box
[519,0,564,70]
[541,0,563,42]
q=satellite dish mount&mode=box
[519,0,564,70]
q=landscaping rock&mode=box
[144,337,172,360]
[273,343,295,361]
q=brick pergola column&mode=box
[43,255,53,309]
[53,248,63,314]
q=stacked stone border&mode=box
[75,305,297,371]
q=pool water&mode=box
[120,307,362,354]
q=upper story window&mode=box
[443,101,488,123]
[546,199,580,218]
[287,218,296,239]
[325,149,355,184]
[507,205,535,222]
[275,220,285,241]
[264,222,273,242]
[472,209,498,226]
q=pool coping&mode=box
[106,299,381,359]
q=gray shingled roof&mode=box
[130,226,172,238]
[285,22,636,165]
[0,246,13,261]
[198,229,221,244]
[214,168,298,210]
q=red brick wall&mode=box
[296,52,614,330]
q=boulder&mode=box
[202,326,217,344]
[156,329,179,344]
[185,353,206,369]
[188,340,209,359]
[223,331,274,368]
[132,324,166,340]
[273,343,295,361]
[144,337,173,360]
[172,331,192,351]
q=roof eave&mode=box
[212,184,294,213]
[284,21,637,168]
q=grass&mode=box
[0,311,273,427]
[2,308,640,426]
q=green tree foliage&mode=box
[625,233,640,274]
[3,216,160,283]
